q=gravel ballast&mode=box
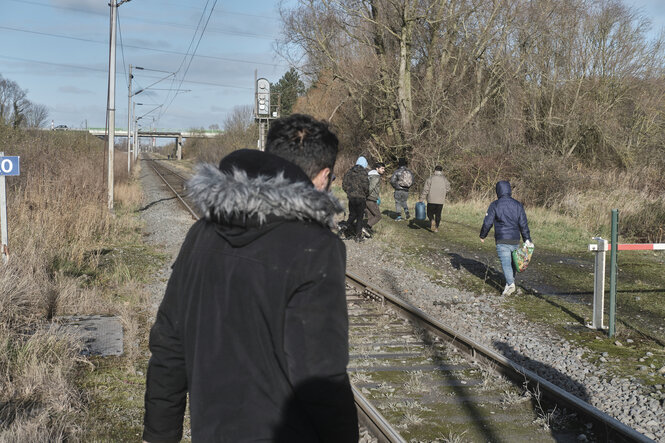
[138,162,663,441]
[344,231,664,442]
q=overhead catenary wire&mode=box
[0,54,254,90]
[160,0,213,119]
[4,0,285,129]
[0,26,286,68]
[8,0,277,39]
[117,12,129,89]
[158,0,219,125]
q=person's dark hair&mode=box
[374,162,385,169]
[435,165,443,171]
[397,157,407,167]
[265,114,338,179]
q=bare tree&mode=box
[24,103,49,128]
[0,74,29,128]
[279,0,665,184]
[189,105,258,164]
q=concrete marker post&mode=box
[591,237,608,330]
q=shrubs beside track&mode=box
[0,126,160,440]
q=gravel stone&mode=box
[138,163,195,311]
[343,232,665,442]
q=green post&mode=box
[609,209,619,337]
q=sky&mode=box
[0,0,663,132]
[1,0,295,131]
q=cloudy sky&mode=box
[1,0,294,131]
[1,0,663,132]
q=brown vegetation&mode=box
[0,125,151,439]
[281,0,665,241]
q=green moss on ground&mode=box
[74,210,182,439]
[79,357,149,441]
[358,188,665,390]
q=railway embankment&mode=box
[342,208,665,441]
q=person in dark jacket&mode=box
[364,161,385,236]
[479,180,533,296]
[389,157,414,220]
[142,114,358,443]
[341,156,370,242]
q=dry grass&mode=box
[404,370,426,393]
[115,157,143,210]
[0,127,153,439]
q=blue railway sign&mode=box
[0,156,19,176]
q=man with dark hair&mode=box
[143,114,358,442]
[342,156,370,242]
[364,161,385,235]
[419,165,451,233]
[390,157,414,220]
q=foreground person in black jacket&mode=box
[143,114,359,442]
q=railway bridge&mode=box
[87,128,221,159]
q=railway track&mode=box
[145,157,652,443]
[144,157,198,218]
[346,272,652,442]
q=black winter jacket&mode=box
[342,164,369,199]
[479,181,531,244]
[143,149,358,443]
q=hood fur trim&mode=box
[187,163,343,228]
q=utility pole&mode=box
[133,101,138,161]
[127,65,144,172]
[127,64,133,173]
[134,112,140,161]
[105,0,130,210]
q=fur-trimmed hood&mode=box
[186,150,343,232]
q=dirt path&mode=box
[400,215,665,344]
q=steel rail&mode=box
[352,386,406,443]
[345,271,654,443]
[146,159,199,219]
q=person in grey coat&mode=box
[419,165,451,233]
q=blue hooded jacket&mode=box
[480,181,531,244]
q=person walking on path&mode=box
[419,165,450,233]
[342,156,370,242]
[143,114,358,443]
[364,161,385,236]
[389,157,414,221]
[479,180,532,296]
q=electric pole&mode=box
[106,0,130,210]
[127,64,133,173]
[134,100,138,160]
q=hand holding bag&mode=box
[512,240,534,272]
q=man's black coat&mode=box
[342,164,369,199]
[143,150,358,442]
